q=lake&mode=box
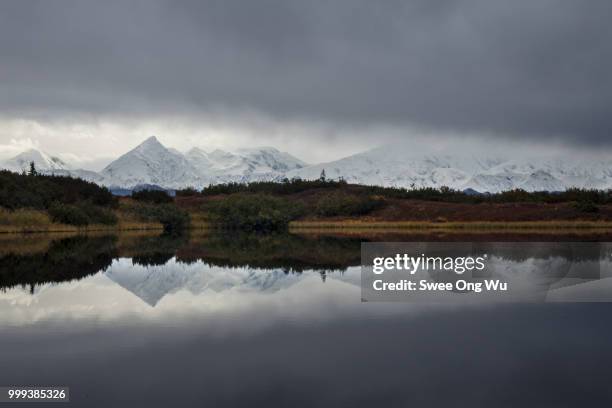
[1,231,612,407]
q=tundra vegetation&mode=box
[182,179,612,231]
[2,169,611,233]
[0,168,188,232]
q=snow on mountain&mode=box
[185,147,245,179]
[287,144,612,193]
[185,146,307,184]
[0,149,70,172]
[97,137,307,188]
[235,146,307,172]
[100,136,203,188]
[286,145,499,189]
[4,139,611,192]
[51,168,108,184]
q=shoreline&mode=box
[3,219,612,235]
[289,220,612,230]
[0,222,166,234]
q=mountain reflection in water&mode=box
[0,232,611,407]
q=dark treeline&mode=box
[0,169,118,226]
[191,178,347,196]
[0,169,115,209]
[178,178,612,205]
[132,189,174,204]
[0,169,189,229]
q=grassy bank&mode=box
[176,180,612,232]
[4,173,612,234]
[4,202,612,234]
[0,171,194,233]
[290,220,612,230]
[0,206,176,233]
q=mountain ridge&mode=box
[2,137,612,192]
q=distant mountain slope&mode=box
[3,140,611,192]
[287,145,612,193]
[0,149,70,172]
[185,146,307,184]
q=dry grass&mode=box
[290,219,612,231]
[0,207,167,234]
[0,208,54,233]
[0,206,212,234]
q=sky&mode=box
[0,0,611,169]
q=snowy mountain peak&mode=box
[1,148,70,172]
[132,135,166,153]
[100,136,201,188]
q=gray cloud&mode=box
[1,0,611,146]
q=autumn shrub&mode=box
[315,193,384,217]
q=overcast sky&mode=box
[1,0,611,168]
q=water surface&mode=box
[1,232,611,407]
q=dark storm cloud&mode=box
[0,0,611,145]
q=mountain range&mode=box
[2,136,612,193]
[104,258,319,306]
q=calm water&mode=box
[1,232,612,407]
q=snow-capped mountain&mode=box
[100,136,203,188]
[100,136,307,188]
[3,138,612,192]
[0,149,70,173]
[185,145,306,184]
[287,145,612,193]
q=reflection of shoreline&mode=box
[1,231,610,292]
[292,228,612,242]
[0,235,117,291]
[0,232,362,291]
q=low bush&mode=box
[153,204,190,231]
[204,194,304,231]
[572,200,599,213]
[132,189,173,204]
[0,208,51,227]
[47,202,118,226]
[123,201,190,232]
[315,193,384,217]
[48,202,90,226]
[78,203,118,225]
[176,187,200,197]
